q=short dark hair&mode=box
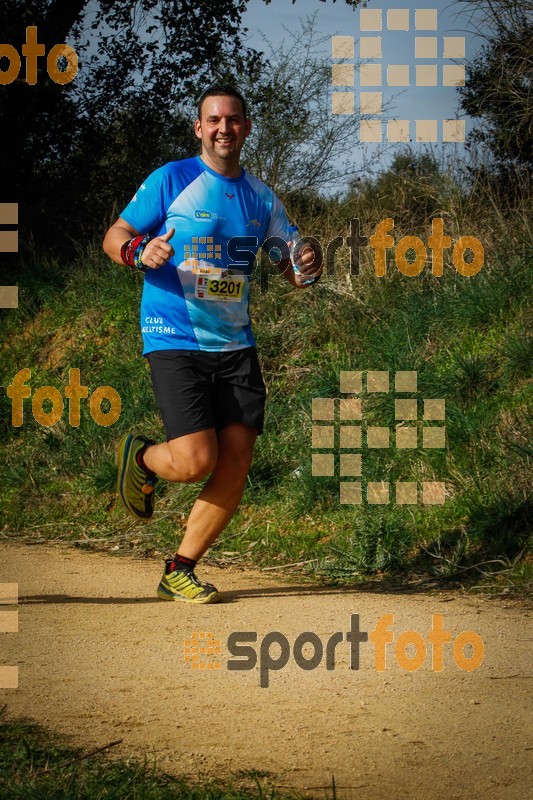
[197,85,248,121]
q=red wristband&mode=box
[120,235,145,267]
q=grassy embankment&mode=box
[0,709,299,800]
[1,165,531,591]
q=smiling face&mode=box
[194,94,251,177]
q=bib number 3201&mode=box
[195,275,245,302]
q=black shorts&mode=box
[145,347,267,441]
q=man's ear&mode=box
[194,118,202,140]
[244,118,252,137]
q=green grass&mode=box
[0,709,303,800]
[0,184,531,592]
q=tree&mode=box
[346,150,443,227]
[0,0,264,252]
[458,0,532,171]
[240,14,380,199]
[0,0,363,253]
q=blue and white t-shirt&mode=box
[120,156,292,355]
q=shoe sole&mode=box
[117,433,153,521]
[157,584,221,604]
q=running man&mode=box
[103,85,322,604]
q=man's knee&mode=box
[215,435,256,478]
[165,430,218,483]
[166,450,217,483]
[225,461,252,486]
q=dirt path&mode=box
[1,543,531,799]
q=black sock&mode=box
[167,553,197,574]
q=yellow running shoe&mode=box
[117,433,157,520]
[157,560,220,604]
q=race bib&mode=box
[195,274,245,302]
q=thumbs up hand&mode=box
[141,227,175,269]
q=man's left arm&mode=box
[262,192,323,289]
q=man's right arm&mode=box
[102,217,175,269]
[102,217,139,265]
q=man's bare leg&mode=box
[142,429,218,483]
[143,423,257,559]
[178,423,257,560]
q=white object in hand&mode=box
[288,224,315,285]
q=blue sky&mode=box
[241,0,488,174]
